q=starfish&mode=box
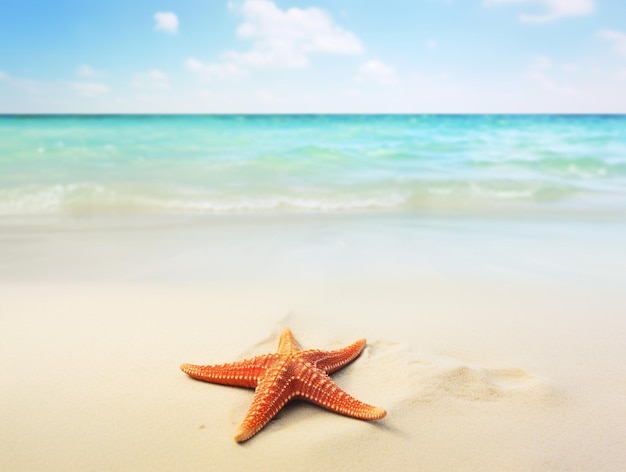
[180,328,386,442]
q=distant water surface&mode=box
[1,114,625,216]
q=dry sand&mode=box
[2,279,625,471]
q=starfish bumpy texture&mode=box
[180,328,386,442]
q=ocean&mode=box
[1,114,625,285]
[1,114,625,216]
[4,116,626,472]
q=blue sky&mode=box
[1,0,625,113]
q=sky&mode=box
[1,0,625,113]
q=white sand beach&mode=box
[1,214,626,471]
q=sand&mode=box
[2,278,626,471]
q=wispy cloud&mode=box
[526,56,580,95]
[185,58,247,82]
[598,30,626,57]
[77,64,97,78]
[485,0,594,22]
[255,89,283,104]
[357,60,398,85]
[0,71,40,93]
[72,82,110,97]
[154,12,179,34]
[133,70,171,90]
[226,0,363,68]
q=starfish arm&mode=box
[301,338,366,374]
[180,354,278,388]
[277,328,301,355]
[294,369,386,421]
[234,362,296,442]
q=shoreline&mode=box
[2,212,625,288]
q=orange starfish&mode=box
[181,328,386,442]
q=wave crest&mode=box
[0,179,587,216]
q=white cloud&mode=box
[185,57,247,82]
[357,60,398,85]
[485,0,594,22]
[133,69,171,90]
[72,82,110,97]
[154,12,179,34]
[598,30,626,57]
[77,64,97,78]
[227,0,363,68]
[426,39,438,49]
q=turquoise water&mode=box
[1,115,625,285]
[1,115,625,216]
